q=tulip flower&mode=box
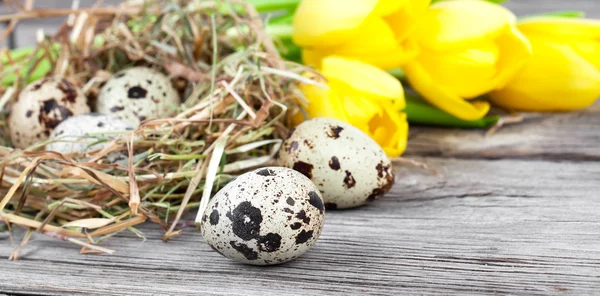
[404,0,532,120]
[293,0,430,70]
[490,17,600,111]
[294,57,408,157]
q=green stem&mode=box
[404,94,499,129]
[520,10,585,19]
[247,0,301,12]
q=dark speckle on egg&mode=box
[343,170,356,189]
[227,201,262,241]
[295,230,314,244]
[286,197,295,206]
[256,168,276,176]
[257,233,282,252]
[308,191,324,214]
[293,161,313,179]
[209,209,220,225]
[326,125,344,139]
[110,106,125,112]
[229,241,258,260]
[328,156,340,170]
[295,210,310,224]
[38,99,74,129]
[128,86,148,99]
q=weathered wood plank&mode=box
[1,158,599,295]
[505,0,600,17]
[407,102,600,160]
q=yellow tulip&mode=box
[404,0,532,120]
[293,0,430,70]
[490,17,600,111]
[294,57,408,157]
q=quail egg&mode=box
[9,77,90,149]
[96,67,180,126]
[46,113,134,155]
[200,167,325,265]
[276,117,395,209]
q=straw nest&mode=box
[0,0,313,259]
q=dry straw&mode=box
[0,0,315,259]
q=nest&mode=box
[0,0,313,259]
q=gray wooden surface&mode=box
[1,1,600,296]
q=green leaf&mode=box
[277,38,302,63]
[520,10,585,19]
[268,12,294,25]
[387,68,406,81]
[404,93,499,129]
[246,0,301,12]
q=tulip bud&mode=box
[404,0,532,120]
[294,57,408,157]
[293,0,430,70]
[490,17,600,111]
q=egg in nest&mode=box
[9,77,90,149]
[47,113,134,155]
[96,67,180,126]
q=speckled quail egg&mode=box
[9,77,91,149]
[46,113,134,155]
[276,117,395,209]
[200,167,325,265]
[96,67,180,126]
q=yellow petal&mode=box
[368,105,408,157]
[571,39,600,70]
[414,0,515,51]
[299,83,349,121]
[321,56,405,102]
[333,17,398,55]
[302,48,327,69]
[490,36,600,111]
[405,61,490,120]
[293,0,379,48]
[374,0,408,16]
[341,91,383,124]
[345,39,419,70]
[385,0,431,40]
[518,17,600,39]
[302,40,418,70]
[492,25,533,89]
[418,39,500,98]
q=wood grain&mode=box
[1,157,599,295]
[1,1,600,295]
[407,102,600,161]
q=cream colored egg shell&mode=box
[47,113,134,155]
[276,117,395,209]
[9,77,90,149]
[200,167,325,265]
[96,67,180,126]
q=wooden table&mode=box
[1,1,599,295]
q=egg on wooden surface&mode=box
[276,117,395,209]
[96,67,180,126]
[200,167,325,265]
[9,77,90,149]
[46,113,134,155]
